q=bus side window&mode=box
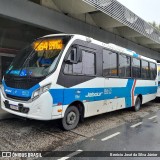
[64,47,82,74]
[132,58,141,78]
[64,48,95,75]
[150,63,157,80]
[141,60,150,79]
[103,50,118,77]
[119,54,131,77]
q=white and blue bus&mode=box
[1,34,158,130]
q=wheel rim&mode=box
[66,111,77,125]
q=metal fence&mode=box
[83,0,160,44]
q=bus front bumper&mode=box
[1,92,62,120]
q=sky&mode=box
[116,0,160,24]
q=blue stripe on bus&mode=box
[133,53,139,58]
[49,80,157,107]
[135,87,157,95]
[2,80,40,98]
[3,79,157,107]
[126,49,139,58]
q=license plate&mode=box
[10,105,19,111]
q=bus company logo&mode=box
[14,90,18,94]
[22,91,29,96]
[5,89,12,93]
[75,95,80,99]
[104,88,112,94]
[85,92,103,98]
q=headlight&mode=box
[32,83,51,100]
[42,84,51,92]
[33,89,40,98]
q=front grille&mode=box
[4,75,44,89]
[6,94,31,101]
[5,80,37,89]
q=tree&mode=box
[149,21,160,31]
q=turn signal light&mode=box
[58,109,62,113]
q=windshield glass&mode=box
[6,36,70,77]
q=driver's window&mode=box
[64,47,82,74]
[64,48,95,75]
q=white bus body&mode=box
[1,34,158,130]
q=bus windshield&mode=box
[6,36,70,77]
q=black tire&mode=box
[133,97,141,112]
[62,106,80,131]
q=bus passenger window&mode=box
[119,54,131,77]
[103,50,118,77]
[150,63,157,80]
[141,60,150,79]
[132,58,141,78]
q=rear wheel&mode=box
[133,97,141,112]
[62,106,80,130]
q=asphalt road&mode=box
[55,111,160,160]
[0,100,160,160]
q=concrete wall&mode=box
[0,0,159,60]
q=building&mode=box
[0,0,160,81]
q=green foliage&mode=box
[149,21,160,31]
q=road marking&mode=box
[130,122,143,128]
[57,149,83,160]
[101,132,120,141]
[148,116,157,120]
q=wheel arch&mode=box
[67,100,85,122]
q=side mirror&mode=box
[70,48,77,63]
[65,46,82,64]
[77,47,82,62]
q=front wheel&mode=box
[62,106,80,131]
[133,97,141,112]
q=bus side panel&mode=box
[134,80,157,104]
[157,86,160,97]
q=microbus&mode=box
[1,34,158,130]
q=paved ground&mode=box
[54,110,160,160]
[0,108,14,120]
[0,100,160,159]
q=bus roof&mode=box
[41,34,157,63]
